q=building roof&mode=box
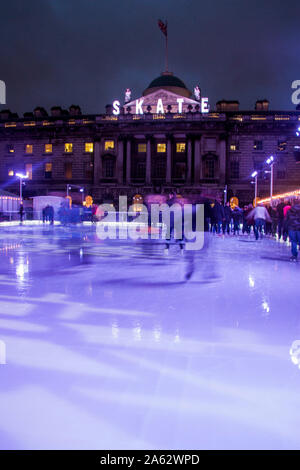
[147,73,187,90]
[143,72,192,98]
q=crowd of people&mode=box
[207,198,300,261]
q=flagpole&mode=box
[165,21,168,72]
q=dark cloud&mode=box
[0,0,300,115]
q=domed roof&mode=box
[148,73,187,89]
[143,72,192,98]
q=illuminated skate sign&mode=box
[112,89,209,115]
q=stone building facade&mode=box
[0,72,300,205]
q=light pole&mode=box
[224,184,227,205]
[266,155,275,204]
[16,172,28,204]
[251,171,258,206]
[80,187,84,203]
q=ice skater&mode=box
[284,199,300,261]
[164,192,185,255]
[247,203,272,240]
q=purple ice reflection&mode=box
[0,224,299,449]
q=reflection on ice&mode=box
[0,225,299,449]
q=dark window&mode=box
[136,162,145,178]
[104,159,114,178]
[153,159,166,178]
[277,170,286,179]
[174,162,186,179]
[230,160,239,179]
[253,140,263,151]
[84,162,93,179]
[204,159,215,178]
[65,162,72,179]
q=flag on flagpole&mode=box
[158,19,167,37]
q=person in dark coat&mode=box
[284,199,300,261]
[211,200,225,234]
[276,199,285,239]
[222,202,232,235]
[19,204,24,223]
[232,206,243,235]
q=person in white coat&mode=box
[247,204,272,240]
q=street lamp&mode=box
[80,187,84,203]
[265,155,275,204]
[15,172,28,203]
[251,171,258,207]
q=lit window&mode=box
[45,163,52,179]
[104,140,115,151]
[8,169,14,176]
[65,143,73,153]
[278,141,287,152]
[157,143,166,153]
[230,142,239,151]
[85,142,94,153]
[45,144,52,153]
[138,143,146,153]
[25,144,33,154]
[7,144,14,153]
[25,164,32,180]
[176,143,186,153]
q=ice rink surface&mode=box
[0,224,299,450]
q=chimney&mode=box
[255,100,269,111]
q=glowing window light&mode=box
[8,169,14,176]
[24,121,35,126]
[64,143,73,153]
[157,143,166,153]
[138,143,146,153]
[275,115,290,120]
[25,144,33,154]
[45,143,52,153]
[85,142,94,153]
[104,140,114,151]
[176,142,186,153]
[25,163,32,180]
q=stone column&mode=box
[219,137,226,185]
[116,138,124,184]
[166,138,172,184]
[93,140,101,184]
[146,138,151,184]
[187,138,192,184]
[126,139,131,184]
[194,138,201,184]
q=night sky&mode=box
[1,0,300,116]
